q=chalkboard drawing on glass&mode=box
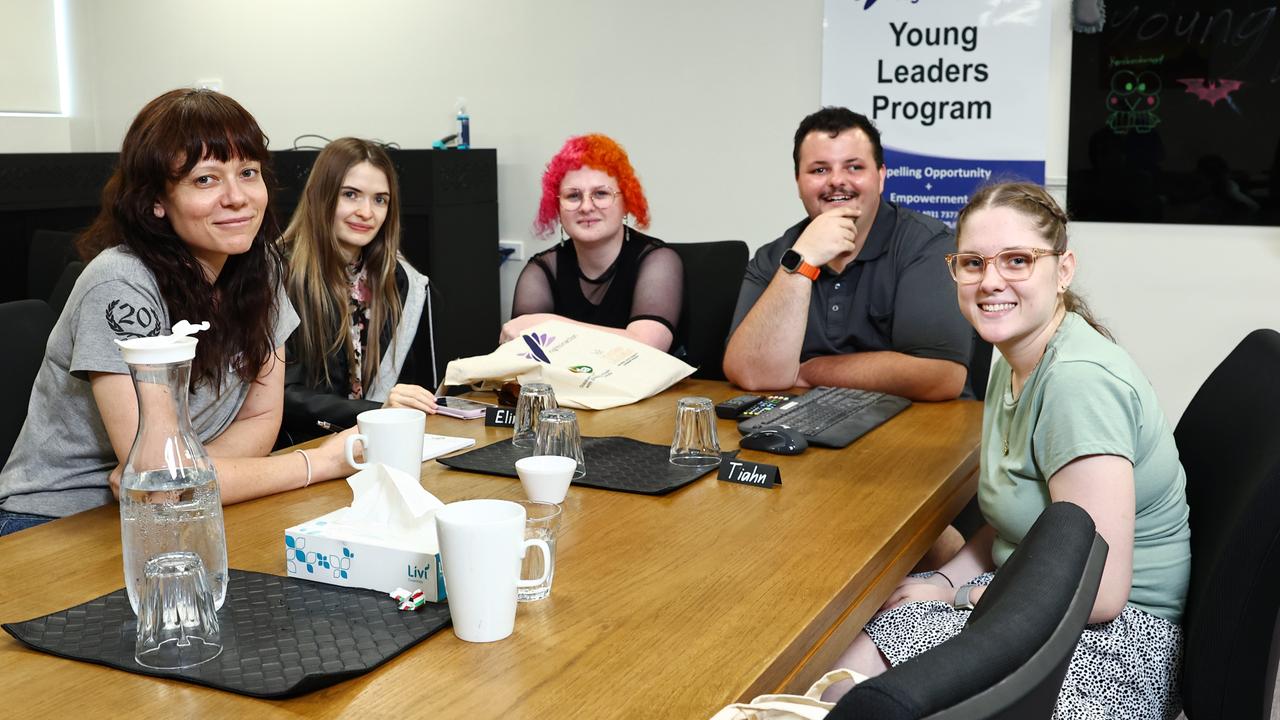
[1067,0,1280,226]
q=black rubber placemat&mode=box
[2,569,450,698]
[437,435,728,495]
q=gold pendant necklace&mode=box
[1002,380,1018,457]
[1004,350,1046,457]
[999,313,1063,459]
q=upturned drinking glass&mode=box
[534,408,586,479]
[513,383,558,448]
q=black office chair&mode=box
[968,334,993,401]
[946,336,995,541]
[1175,329,1280,719]
[27,229,79,303]
[0,299,57,467]
[829,501,1108,720]
[48,260,85,315]
[670,240,749,380]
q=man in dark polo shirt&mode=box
[723,107,972,401]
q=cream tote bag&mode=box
[442,321,695,410]
[708,669,867,720]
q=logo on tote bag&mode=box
[517,332,555,363]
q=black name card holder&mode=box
[718,458,781,489]
[485,406,517,427]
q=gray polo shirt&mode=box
[0,246,299,518]
[729,199,972,371]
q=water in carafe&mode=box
[116,321,227,614]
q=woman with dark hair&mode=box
[503,134,683,352]
[279,137,438,444]
[824,182,1190,718]
[0,89,354,536]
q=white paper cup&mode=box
[515,455,576,504]
[436,499,550,643]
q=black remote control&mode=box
[716,394,763,419]
[738,394,795,418]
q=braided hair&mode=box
[956,181,1113,341]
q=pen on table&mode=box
[316,420,344,433]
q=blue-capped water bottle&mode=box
[456,97,470,149]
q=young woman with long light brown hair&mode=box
[279,138,438,444]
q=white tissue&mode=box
[334,463,445,551]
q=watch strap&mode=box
[781,250,821,281]
[952,583,978,611]
[793,260,820,282]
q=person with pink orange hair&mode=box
[502,134,683,352]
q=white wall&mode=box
[9,0,1278,422]
[0,115,70,152]
[70,0,818,239]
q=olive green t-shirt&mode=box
[980,312,1191,622]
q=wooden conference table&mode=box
[0,379,981,718]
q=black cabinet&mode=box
[273,149,499,381]
[0,148,499,382]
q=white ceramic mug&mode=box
[435,499,551,642]
[344,408,426,479]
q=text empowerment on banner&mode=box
[821,0,1051,225]
[442,321,695,410]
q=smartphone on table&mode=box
[434,396,495,420]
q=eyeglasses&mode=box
[944,248,1064,284]
[559,189,621,211]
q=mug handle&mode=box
[515,538,551,589]
[345,433,370,471]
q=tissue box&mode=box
[284,510,446,601]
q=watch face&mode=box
[781,249,803,273]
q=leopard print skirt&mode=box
[862,572,1183,720]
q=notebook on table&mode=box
[422,434,475,461]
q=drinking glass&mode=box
[669,396,721,467]
[512,383,557,448]
[516,500,562,602]
[134,551,223,670]
[534,408,586,479]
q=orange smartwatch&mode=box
[780,249,821,281]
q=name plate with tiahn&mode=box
[718,459,781,489]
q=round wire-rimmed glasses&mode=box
[559,189,621,211]
[944,248,1064,284]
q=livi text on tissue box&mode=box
[284,463,446,601]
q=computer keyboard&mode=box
[737,386,912,448]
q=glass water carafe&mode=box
[116,322,227,614]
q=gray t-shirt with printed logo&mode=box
[0,246,299,518]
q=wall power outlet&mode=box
[498,239,524,261]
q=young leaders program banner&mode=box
[821,0,1051,225]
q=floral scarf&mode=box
[345,258,373,399]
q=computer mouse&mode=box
[739,425,809,455]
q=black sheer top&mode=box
[511,228,682,334]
